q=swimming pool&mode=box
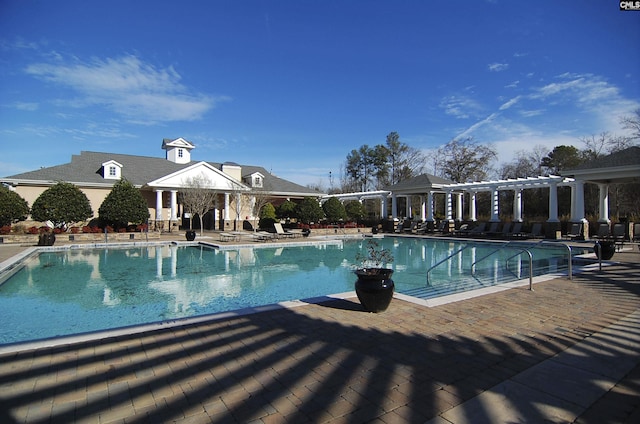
[0,237,577,346]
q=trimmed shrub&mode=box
[0,185,30,226]
[31,182,93,228]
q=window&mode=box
[178,148,183,158]
[254,176,262,187]
[109,166,117,177]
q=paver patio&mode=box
[0,238,639,423]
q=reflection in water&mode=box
[0,239,574,344]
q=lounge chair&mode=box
[612,223,625,250]
[251,231,276,242]
[565,223,583,240]
[466,222,487,237]
[529,223,544,239]
[592,223,611,240]
[452,223,469,236]
[219,232,240,242]
[507,222,526,240]
[274,223,298,239]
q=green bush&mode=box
[344,200,365,222]
[98,179,149,229]
[31,182,93,227]
[276,200,297,219]
[295,197,325,224]
[0,185,29,226]
[322,197,347,223]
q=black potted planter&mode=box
[354,268,394,313]
[185,230,196,241]
[595,241,615,260]
[37,232,56,246]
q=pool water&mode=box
[0,238,576,345]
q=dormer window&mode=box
[178,148,184,158]
[102,160,123,180]
[245,171,265,188]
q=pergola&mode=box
[322,146,640,232]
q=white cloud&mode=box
[488,62,509,72]
[439,95,483,119]
[25,54,224,122]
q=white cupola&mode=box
[162,137,195,164]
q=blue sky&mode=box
[1,1,639,187]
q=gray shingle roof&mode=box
[3,151,321,196]
[384,173,454,191]
[567,146,640,171]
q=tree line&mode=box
[330,109,640,220]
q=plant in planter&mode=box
[354,238,395,313]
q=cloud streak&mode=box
[25,54,223,123]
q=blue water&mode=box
[0,238,576,345]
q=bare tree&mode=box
[435,137,497,183]
[620,108,640,142]
[181,173,219,235]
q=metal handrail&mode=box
[426,244,471,285]
[504,248,534,290]
[534,240,574,280]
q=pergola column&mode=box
[155,190,164,221]
[445,190,453,221]
[391,195,398,219]
[490,186,500,222]
[513,189,523,222]
[547,182,559,222]
[426,192,434,222]
[571,180,586,222]
[406,195,412,219]
[455,193,463,221]
[469,191,477,222]
[420,195,426,221]
[598,183,610,223]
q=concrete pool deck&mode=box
[0,234,639,423]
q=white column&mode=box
[170,190,178,221]
[406,195,412,219]
[391,195,398,218]
[548,183,559,222]
[513,189,523,222]
[572,180,586,222]
[455,193,463,221]
[155,190,164,220]
[469,191,477,222]
[420,195,426,221]
[490,187,500,222]
[446,190,453,221]
[224,193,230,220]
[250,196,256,219]
[598,183,610,223]
[426,192,434,222]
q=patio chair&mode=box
[612,223,625,250]
[507,222,526,240]
[466,222,487,237]
[529,223,544,239]
[274,223,298,239]
[452,223,469,236]
[565,223,583,240]
[219,232,240,242]
[593,223,611,240]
